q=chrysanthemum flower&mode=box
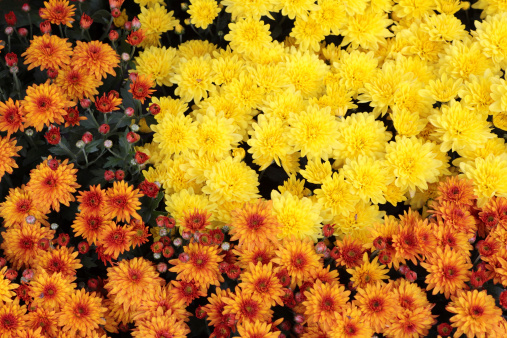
[25,308,58,337]
[437,176,476,207]
[40,0,75,27]
[170,280,207,305]
[433,201,477,235]
[105,257,164,312]
[169,242,224,289]
[354,282,399,334]
[0,267,18,303]
[342,8,393,51]
[384,307,437,338]
[22,34,72,71]
[57,289,106,336]
[0,136,21,181]
[421,246,473,299]
[334,112,391,161]
[237,320,279,338]
[72,213,110,245]
[29,271,75,310]
[446,290,503,338]
[97,223,134,260]
[34,246,82,281]
[0,223,54,269]
[129,74,155,104]
[204,288,231,327]
[315,172,359,218]
[55,66,102,101]
[312,0,346,35]
[474,12,507,68]
[234,241,276,270]
[22,81,74,132]
[133,285,190,324]
[0,299,26,337]
[343,156,390,205]
[95,91,122,113]
[330,303,373,337]
[76,185,106,215]
[188,0,221,29]
[347,253,389,289]
[225,17,272,55]
[272,237,322,288]
[238,262,284,307]
[72,41,120,80]
[271,190,323,241]
[392,0,435,20]
[223,287,273,324]
[103,180,143,223]
[171,55,214,103]
[138,4,179,47]
[26,157,80,213]
[202,156,259,204]
[385,136,442,195]
[0,98,25,137]
[334,236,365,269]
[290,15,325,52]
[460,154,507,207]
[152,113,197,156]
[229,199,280,246]
[299,159,332,185]
[272,0,318,19]
[334,50,378,97]
[392,279,432,311]
[135,46,178,87]
[303,280,350,329]
[131,308,190,338]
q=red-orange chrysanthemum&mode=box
[229,199,281,247]
[40,0,76,27]
[203,288,230,327]
[421,246,473,299]
[57,289,106,337]
[34,246,83,281]
[0,186,49,228]
[129,219,151,248]
[0,298,27,337]
[25,307,58,337]
[303,280,350,329]
[97,222,135,260]
[223,287,273,325]
[169,242,224,289]
[103,181,143,223]
[0,98,25,136]
[330,303,373,338]
[434,220,473,257]
[233,241,276,270]
[334,235,365,269]
[132,285,190,324]
[432,201,477,235]
[392,222,422,266]
[21,34,72,71]
[131,308,190,338]
[77,184,107,215]
[72,41,120,79]
[169,280,207,305]
[63,107,87,127]
[104,257,164,312]
[0,223,54,270]
[26,157,80,213]
[0,136,22,181]
[22,81,75,131]
[129,74,155,104]
[238,262,285,307]
[437,175,476,207]
[29,271,76,310]
[72,213,110,245]
[384,307,437,338]
[94,91,123,113]
[481,196,507,230]
[236,320,280,338]
[55,66,103,101]
[180,207,212,233]
[272,237,322,288]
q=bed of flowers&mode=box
[3,0,507,337]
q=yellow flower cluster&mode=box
[137,0,507,244]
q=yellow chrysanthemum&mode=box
[334,50,378,97]
[171,55,214,103]
[188,0,221,29]
[151,113,197,156]
[315,172,360,218]
[474,12,507,68]
[195,110,242,158]
[283,48,329,98]
[164,188,217,229]
[0,267,18,303]
[341,8,393,51]
[333,201,385,244]
[225,17,273,55]
[138,4,179,47]
[271,190,323,241]
[222,0,276,20]
[343,156,390,204]
[134,46,178,87]
[300,159,332,185]
[262,88,306,124]
[290,15,325,52]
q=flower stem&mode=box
[107,147,122,158]
[58,141,77,160]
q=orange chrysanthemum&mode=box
[330,303,373,338]
[432,201,477,235]
[446,289,503,338]
[334,236,366,269]
[0,186,48,228]
[26,157,80,213]
[311,265,340,285]
[72,213,110,245]
[392,279,432,311]
[367,216,402,269]
[129,74,155,104]
[434,220,473,257]
[40,0,76,27]
[57,289,106,337]
[347,253,390,289]
[34,246,82,281]
[129,219,151,248]
[0,267,18,303]
[437,176,476,207]
[237,320,280,338]
[76,185,106,215]
[0,136,21,181]
[55,66,103,101]
[272,237,322,288]
[132,285,190,324]
[238,262,285,307]
[72,41,120,79]
[97,222,134,260]
[131,308,190,338]
[233,241,276,270]
[0,98,25,136]
[94,91,123,113]
[169,280,207,305]
[25,308,58,338]
[415,219,438,260]
[22,34,72,71]
[0,299,27,337]
[103,181,143,223]
[63,107,87,127]
[481,196,507,230]
[22,81,75,131]
[229,199,281,247]
[180,208,212,233]
[204,288,231,327]
[169,242,224,289]
[223,287,273,324]
[29,271,76,310]
[303,280,350,329]
[421,246,473,299]
[0,223,54,270]
[384,307,437,338]
[354,282,399,334]
[104,257,164,312]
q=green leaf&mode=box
[120,88,135,111]
[81,255,98,269]
[103,156,123,168]
[92,9,111,23]
[86,139,103,154]
[48,146,71,156]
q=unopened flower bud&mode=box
[50,223,59,230]
[157,262,168,273]
[132,17,141,29]
[315,242,327,254]
[9,66,18,74]
[405,270,417,282]
[159,227,168,236]
[25,129,34,136]
[294,314,305,324]
[82,132,93,144]
[179,252,189,262]
[182,231,192,240]
[80,98,91,109]
[25,215,36,224]
[108,30,119,41]
[22,3,30,12]
[153,252,161,259]
[18,28,28,37]
[124,21,132,30]
[104,140,113,148]
[173,238,182,247]
[130,124,139,132]
[99,124,110,134]
[221,242,230,251]
[125,107,135,116]
[5,26,14,35]
[76,140,85,148]
[121,52,130,61]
